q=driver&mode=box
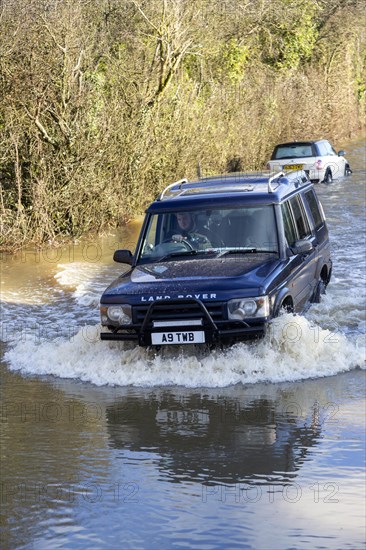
[171,212,212,248]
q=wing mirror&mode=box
[289,239,314,256]
[338,150,346,156]
[113,249,133,264]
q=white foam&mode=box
[5,314,365,388]
[307,287,366,335]
[55,262,114,308]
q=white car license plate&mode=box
[283,163,304,170]
[151,330,205,345]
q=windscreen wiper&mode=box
[158,250,199,261]
[219,249,277,257]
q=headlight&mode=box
[100,305,132,325]
[227,296,269,320]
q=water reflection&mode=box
[106,392,322,484]
[2,363,365,549]
[0,365,110,549]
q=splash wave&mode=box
[5,314,365,387]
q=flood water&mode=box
[1,138,365,549]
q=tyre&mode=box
[280,299,294,314]
[323,169,333,184]
[312,280,326,304]
[345,164,352,176]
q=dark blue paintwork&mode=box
[100,171,332,346]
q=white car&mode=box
[267,140,352,183]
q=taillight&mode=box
[316,159,323,169]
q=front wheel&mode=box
[345,164,352,176]
[323,168,333,184]
[279,299,294,314]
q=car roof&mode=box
[147,171,313,213]
[273,140,326,147]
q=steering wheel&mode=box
[162,236,195,251]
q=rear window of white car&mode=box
[273,144,313,159]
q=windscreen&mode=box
[138,206,278,263]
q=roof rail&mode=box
[157,178,188,201]
[268,171,285,193]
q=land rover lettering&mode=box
[140,293,217,301]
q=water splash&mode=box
[5,314,365,388]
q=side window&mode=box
[304,190,324,229]
[289,195,311,239]
[146,215,158,246]
[325,141,337,155]
[317,142,328,156]
[281,202,297,246]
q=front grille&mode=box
[133,301,226,325]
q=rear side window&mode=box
[281,202,297,246]
[289,195,311,239]
[316,142,328,156]
[304,189,324,228]
[325,141,337,155]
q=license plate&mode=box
[151,331,205,345]
[283,164,304,170]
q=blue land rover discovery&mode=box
[100,171,332,346]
